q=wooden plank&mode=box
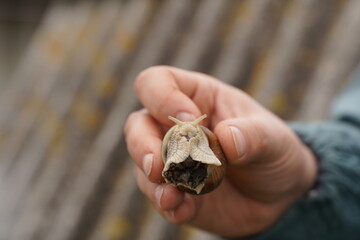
[0,2,95,178]
[6,1,129,239]
[0,3,97,239]
[186,228,222,240]
[88,160,146,240]
[172,0,230,71]
[298,0,360,120]
[213,0,275,85]
[0,2,118,239]
[253,0,319,107]
[135,208,180,240]
[0,2,65,134]
[42,1,194,240]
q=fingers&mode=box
[214,116,272,166]
[135,167,184,210]
[134,66,217,126]
[124,109,164,183]
[135,167,196,224]
[125,107,197,224]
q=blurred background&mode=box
[0,0,359,240]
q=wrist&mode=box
[299,145,318,196]
[257,145,318,236]
[283,144,318,206]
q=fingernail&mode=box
[143,153,153,177]
[176,112,196,122]
[155,185,165,208]
[229,126,246,159]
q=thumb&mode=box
[214,117,274,166]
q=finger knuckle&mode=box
[250,120,270,153]
[157,87,177,111]
[124,111,140,137]
[135,66,172,93]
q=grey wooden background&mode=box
[1,0,360,240]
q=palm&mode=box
[190,179,279,237]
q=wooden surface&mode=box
[1,0,360,239]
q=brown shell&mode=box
[196,126,226,194]
[162,124,226,195]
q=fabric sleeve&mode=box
[226,68,360,240]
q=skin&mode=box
[124,66,317,238]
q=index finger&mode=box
[134,66,217,126]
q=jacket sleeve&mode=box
[229,68,360,240]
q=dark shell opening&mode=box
[163,156,207,189]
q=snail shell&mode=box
[161,114,226,194]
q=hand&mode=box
[124,66,317,237]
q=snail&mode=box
[161,114,226,194]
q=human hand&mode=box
[124,66,317,237]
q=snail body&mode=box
[161,114,225,194]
